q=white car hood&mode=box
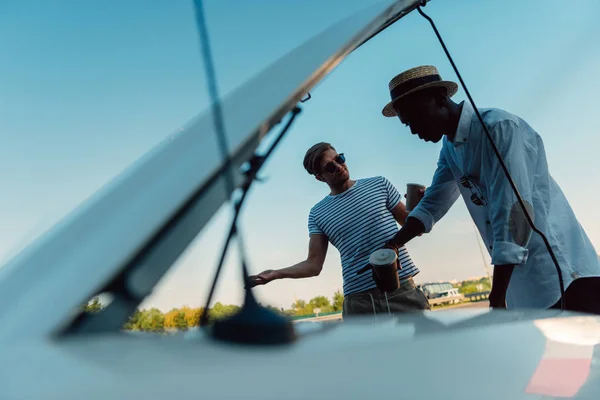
[2,308,599,399]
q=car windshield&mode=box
[0,0,599,335]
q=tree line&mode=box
[454,277,492,294]
[82,277,490,332]
[83,289,345,333]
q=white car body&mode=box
[3,309,600,399]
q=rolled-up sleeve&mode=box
[409,149,460,233]
[484,120,537,265]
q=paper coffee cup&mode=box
[369,248,398,267]
[406,183,426,212]
[369,248,400,292]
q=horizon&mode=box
[96,275,492,312]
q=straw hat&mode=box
[381,65,458,117]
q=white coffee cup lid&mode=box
[369,248,397,267]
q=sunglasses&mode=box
[460,175,487,206]
[322,153,346,174]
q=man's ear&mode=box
[315,174,325,182]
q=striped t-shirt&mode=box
[308,176,419,296]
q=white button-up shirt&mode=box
[409,101,600,309]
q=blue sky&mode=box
[1,0,599,310]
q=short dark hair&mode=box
[303,142,335,175]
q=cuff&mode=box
[491,241,529,265]
[408,206,435,233]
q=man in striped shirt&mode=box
[249,142,430,316]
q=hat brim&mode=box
[381,81,459,118]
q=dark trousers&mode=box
[342,277,431,317]
[549,277,600,315]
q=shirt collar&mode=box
[452,101,473,146]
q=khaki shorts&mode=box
[342,277,430,317]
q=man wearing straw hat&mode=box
[249,142,431,316]
[378,65,600,314]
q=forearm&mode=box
[486,120,535,266]
[276,259,322,279]
[396,209,409,226]
[386,217,425,249]
[491,264,515,296]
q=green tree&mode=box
[174,312,188,331]
[457,278,491,295]
[282,309,296,317]
[292,300,306,310]
[332,290,344,312]
[291,299,313,316]
[123,309,143,330]
[309,296,331,308]
[309,296,332,313]
[84,297,103,313]
[209,302,241,321]
[180,306,202,327]
[164,308,182,329]
[139,308,165,332]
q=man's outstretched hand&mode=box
[247,270,280,288]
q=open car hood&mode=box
[3,308,600,399]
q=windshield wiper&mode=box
[194,0,300,345]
